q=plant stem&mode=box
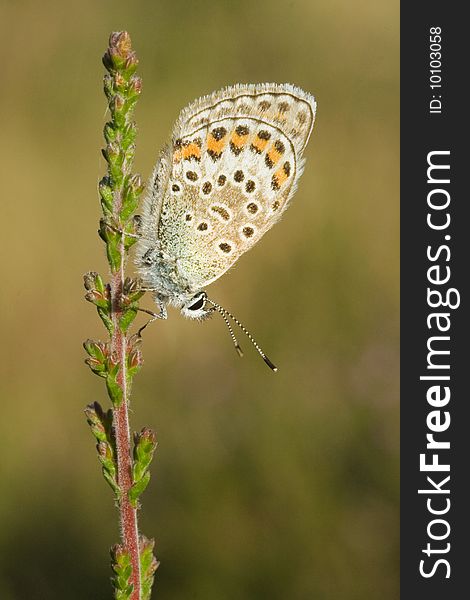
[84,32,158,599]
[107,69,141,593]
[111,272,141,598]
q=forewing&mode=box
[142,84,316,292]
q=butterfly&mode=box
[135,83,317,370]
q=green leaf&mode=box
[133,433,155,480]
[83,339,107,362]
[83,271,106,294]
[140,536,159,600]
[127,350,143,380]
[99,177,114,216]
[129,429,157,505]
[103,122,117,143]
[85,357,106,377]
[85,291,109,310]
[106,233,122,272]
[119,307,137,333]
[85,402,114,439]
[129,471,150,507]
[122,123,137,148]
[102,465,120,496]
[97,306,114,335]
[120,196,139,223]
[110,543,134,600]
[123,234,137,252]
[84,402,108,442]
[106,378,123,407]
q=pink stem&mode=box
[110,234,141,597]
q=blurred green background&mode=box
[1,0,399,598]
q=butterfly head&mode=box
[180,291,213,320]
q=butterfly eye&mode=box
[141,248,157,266]
[187,293,206,311]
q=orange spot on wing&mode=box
[251,138,268,153]
[182,142,201,161]
[266,146,282,166]
[273,165,289,187]
[230,131,248,151]
[207,133,227,155]
[173,139,201,163]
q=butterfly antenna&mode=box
[207,299,278,372]
[213,306,244,358]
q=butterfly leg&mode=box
[100,218,140,240]
[138,301,167,321]
[133,297,167,336]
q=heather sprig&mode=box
[83,32,157,599]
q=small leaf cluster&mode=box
[130,429,158,507]
[110,537,159,600]
[99,31,144,271]
[84,272,145,408]
[84,401,158,509]
[140,536,160,600]
[84,272,145,340]
[110,545,134,600]
[85,402,119,496]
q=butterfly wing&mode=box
[137,83,316,297]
